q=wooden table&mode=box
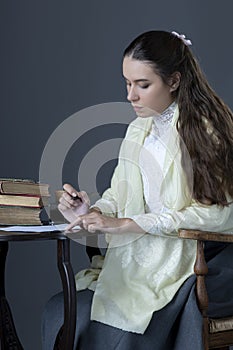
[0,229,77,350]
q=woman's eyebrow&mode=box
[122,76,150,83]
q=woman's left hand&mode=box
[65,211,133,234]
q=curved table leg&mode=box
[54,238,77,350]
[0,241,23,349]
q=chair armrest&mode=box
[178,229,233,243]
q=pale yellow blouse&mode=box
[75,105,233,333]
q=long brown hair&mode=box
[124,30,233,206]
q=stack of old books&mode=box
[0,178,50,225]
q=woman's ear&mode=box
[169,72,181,92]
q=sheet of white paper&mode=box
[0,224,81,232]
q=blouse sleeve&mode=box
[90,165,120,218]
[129,201,233,237]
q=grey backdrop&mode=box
[1,1,233,349]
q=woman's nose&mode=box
[127,86,139,102]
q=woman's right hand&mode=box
[58,183,90,223]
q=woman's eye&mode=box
[140,84,149,89]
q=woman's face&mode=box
[122,56,174,117]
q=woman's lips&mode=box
[132,105,143,111]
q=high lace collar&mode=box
[151,101,177,137]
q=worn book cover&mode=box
[0,194,49,208]
[0,178,50,197]
[0,206,42,225]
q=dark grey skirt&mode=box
[41,243,233,350]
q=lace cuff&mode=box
[129,209,185,237]
[90,198,117,218]
[129,202,233,237]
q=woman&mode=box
[42,30,233,349]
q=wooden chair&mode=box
[178,229,233,350]
[85,229,233,349]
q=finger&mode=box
[58,203,70,212]
[87,224,98,233]
[63,183,79,199]
[59,195,75,209]
[81,217,91,231]
[61,192,82,207]
[77,214,97,230]
[78,191,90,205]
[66,217,82,231]
[62,188,84,206]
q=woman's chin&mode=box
[135,107,160,118]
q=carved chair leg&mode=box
[194,242,232,350]
[194,241,209,350]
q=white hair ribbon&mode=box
[171,31,192,46]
